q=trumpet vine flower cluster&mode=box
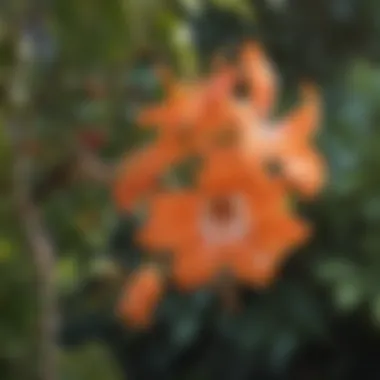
[115,42,326,328]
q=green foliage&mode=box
[60,343,122,380]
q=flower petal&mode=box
[281,146,327,198]
[199,147,286,207]
[138,192,200,251]
[231,246,281,288]
[171,246,222,291]
[277,82,322,141]
[113,142,180,211]
[117,265,165,329]
[240,42,278,119]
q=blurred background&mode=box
[2,0,380,379]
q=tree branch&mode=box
[12,146,59,380]
[6,23,59,380]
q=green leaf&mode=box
[315,258,357,285]
[211,0,255,19]
[0,238,14,263]
[170,20,199,78]
[333,277,366,312]
[268,331,298,374]
[57,256,79,292]
[370,293,380,326]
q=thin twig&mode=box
[31,135,116,203]
[75,147,116,185]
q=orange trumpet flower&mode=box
[138,63,236,151]
[114,64,237,212]
[138,148,309,291]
